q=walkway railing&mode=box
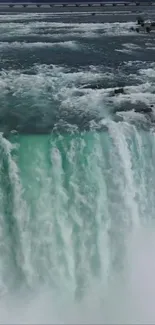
[0,1,154,8]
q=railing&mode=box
[0,0,153,7]
[0,0,153,2]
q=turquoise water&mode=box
[0,9,155,324]
[1,126,155,323]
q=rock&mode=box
[113,105,153,115]
[146,26,151,33]
[137,16,144,25]
[81,83,104,90]
[81,85,125,94]
[134,107,153,113]
[130,27,139,32]
[114,88,125,95]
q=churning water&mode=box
[0,8,155,323]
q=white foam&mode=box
[115,48,133,54]
[116,110,149,124]
[124,43,142,50]
[105,82,155,107]
[0,21,136,38]
[0,62,154,124]
[116,43,142,54]
[139,67,155,79]
[146,46,155,50]
[0,40,81,51]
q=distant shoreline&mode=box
[0,2,154,13]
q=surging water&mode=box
[0,9,155,324]
[0,124,155,323]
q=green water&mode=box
[0,125,155,290]
[0,125,155,322]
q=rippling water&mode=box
[0,8,155,324]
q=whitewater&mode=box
[0,7,155,324]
